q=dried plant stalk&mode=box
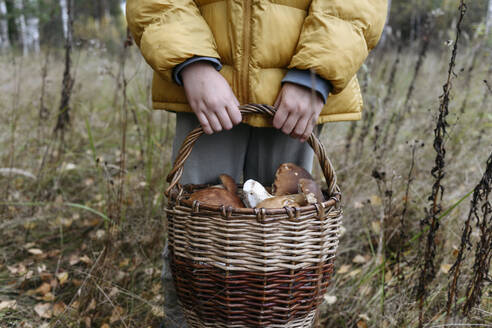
[54,0,74,136]
[415,2,467,327]
[462,152,492,316]
[445,152,491,322]
[383,44,402,107]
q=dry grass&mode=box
[0,37,491,328]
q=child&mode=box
[127,0,387,326]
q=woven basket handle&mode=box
[166,104,338,196]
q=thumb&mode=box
[274,90,282,108]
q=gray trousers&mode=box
[162,112,318,327]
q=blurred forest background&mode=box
[0,0,491,327]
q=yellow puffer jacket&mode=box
[126,0,387,127]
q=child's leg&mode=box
[244,126,321,185]
[171,112,251,185]
[161,240,187,328]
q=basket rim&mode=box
[167,187,341,217]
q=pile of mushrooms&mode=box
[188,163,324,209]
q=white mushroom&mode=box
[242,179,272,208]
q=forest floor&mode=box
[0,39,491,328]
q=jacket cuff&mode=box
[173,56,223,86]
[281,69,332,103]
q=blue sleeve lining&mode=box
[281,69,332,103]
[173,56,223,86]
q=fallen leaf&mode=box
[354,201,364,209]
[109,287,119,298]
[0,300,17,310]
[23,222,36,230]
[42,292,55,302]
[70,300,80,310]
[151,305,164,318]
[385,270,392,282]
[87,299,97,312]
[441,263,452,274]
[35,282,51,295]
[28,248,43,255]
[69,254,80,266]
[100,324,110,328]
[370,195,382,206]
[72,279,83,287]
[80,255,93,265]
[62,163,77,171]
[349,269,362,278]
[57,272,69,285]
[34,303,53,319]
[40,272,53,281]
[323,295,337,305]
[24,242,36,249]
[337,264,352,274]
[96,229,106,240]
[7,264,27,275]
[119,258,130,268]
[353,255,368,264]
[53,302,66,316]
[357,319,368,328]
[110,306,124,324]
[37,264,47,274]
[339,225,347,237]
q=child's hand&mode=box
[182,62,242,135]
[273,83,324,142]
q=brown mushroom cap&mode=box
[298,178,325,204]
[219,174,238,194]
[272,163,313,196]
[189,187,245,208]
[256,194,307,209]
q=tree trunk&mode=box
[4,0,18,45]
[54,0,74,135]
[23,0,40,54]
[13,0,27,55]
[0,1,10,49]
[59,0,68,39]
[487,0,492,35]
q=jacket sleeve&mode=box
[126,0,220,82]
[289,0,387,94]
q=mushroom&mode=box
[272,163,313,196]
[219,174,238,194]
[256,194,307,209]
[298,178,325,204]
[243,179,308,209]
[188,174,245,208]
[243,179,272,208]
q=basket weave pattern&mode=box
[165,104,343,328]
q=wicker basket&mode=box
[165,104,342,328]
